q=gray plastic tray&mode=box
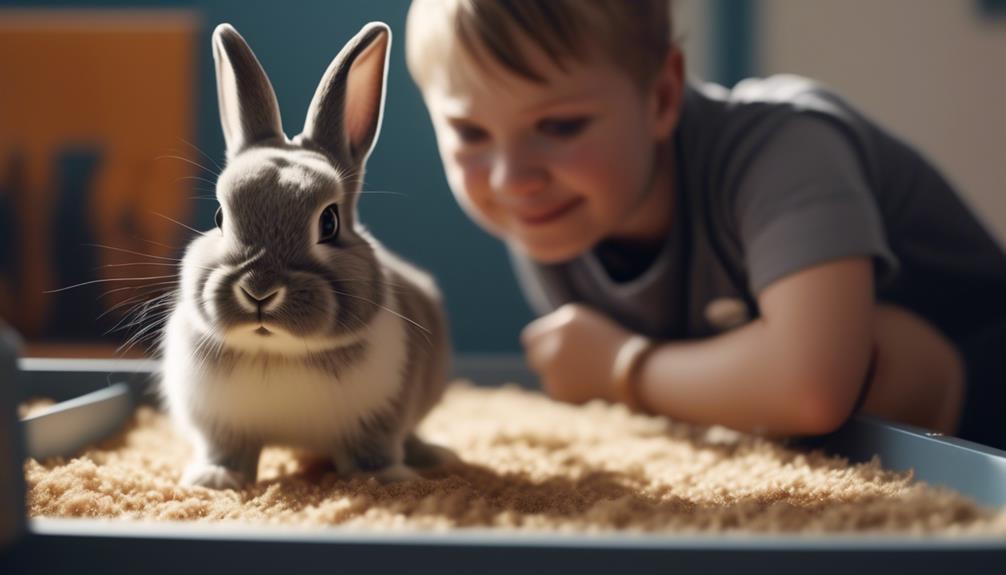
[3,353,1006,573]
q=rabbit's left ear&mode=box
[212,24,285,158]
[300,22,391,167]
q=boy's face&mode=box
[420,39,680,263]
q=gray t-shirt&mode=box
[509,75,1006,346]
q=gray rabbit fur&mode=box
[160,22,453,489]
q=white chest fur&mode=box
[163,296,407,452]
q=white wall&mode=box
[758,0,1006,244]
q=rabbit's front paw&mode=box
[373,463,420,483]
[404,435,462,468]
[181,461,250,490]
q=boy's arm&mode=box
[522,256,873,434]
[634,254,964,435]
[634,256,875,435]
[524,255,964,436]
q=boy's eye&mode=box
[538,116,592,138]
[452,122,489,144]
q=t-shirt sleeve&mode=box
[734,115,899,294]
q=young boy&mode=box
[405,0,1006,448]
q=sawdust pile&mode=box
[24,383,1006,534]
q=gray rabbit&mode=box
[160,22,453,489]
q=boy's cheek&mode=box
[447,154,492,207]
[429,125,506,235]
[552,135,620,182]
[442,156,485,204]
[443,163,507,236]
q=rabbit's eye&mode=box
[319,204,340,243]
[214,207,224,230]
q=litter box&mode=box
[2,327,1005,574]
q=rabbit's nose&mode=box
[235,284,286,313]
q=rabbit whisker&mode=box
[99,281,178,299]
[98,262,180,269]
[132,235,180,252]
[352,190,408,198]
[99,290,176,322]
[107,308,172,337]
[155,154,219,177]
[330,288,432,337]
[177,137,223,173]
[85,243,184,263]
[113,305,175,333]
[178,175,221,187]
[97,261,213,273]
[116,322,161,354]
[104,292,176,328]
[149,210,207,237]
[329,277,410,292]
[45,275,179,294]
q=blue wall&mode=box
[710,0,757,87]
[0,0,537,352]
[1,0,760,352]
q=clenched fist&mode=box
[520,303,634,404]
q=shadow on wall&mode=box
[0,0,534,355]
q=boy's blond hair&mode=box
[406,0,673,89]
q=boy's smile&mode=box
[420,35,682,263]
[512,196,585,226]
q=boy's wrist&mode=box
[612,335,658,414]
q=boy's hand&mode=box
[520,303,631,404]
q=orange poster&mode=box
[0,10,200,356]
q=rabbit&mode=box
[159,22,454,489]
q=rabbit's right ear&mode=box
[299,22,391,169]
[212,24,284,158]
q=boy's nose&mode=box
[489,151,547,198]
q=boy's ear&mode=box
[650,46,685,140]
[300,22,391,167]
[212,24,285,158]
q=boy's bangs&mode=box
[452,0,585,84]
[407,0,673,89]
[405,1,460,88]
